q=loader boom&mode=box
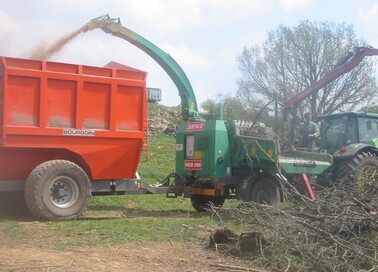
[83,15,200,122]
[283,47,378,110]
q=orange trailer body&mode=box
[0,56,147,182]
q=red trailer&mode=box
[0,56,148,219]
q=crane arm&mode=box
[83,15,200,122]
[283,47,378,110]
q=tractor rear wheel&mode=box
[250,178,280,206]
[335,152,378,196]
[191,195,225,212]
[24,160,91,220]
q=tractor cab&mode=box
[319,112,378,154]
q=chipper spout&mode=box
[83,14,201,122]
[82,14,121,33]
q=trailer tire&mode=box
[191,195,225,212]
[250,178,280,206]
[24,160,91,220]
[336,152,378,196]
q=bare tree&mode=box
[236,20,378,120]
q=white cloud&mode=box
[124,0,203,33]
[359,4,378,22]
[0,10,22,55]
[120,0,273,30]
[48,0,203,34]
[71,0,271,33]
[356,3,378,47]
[163,43,211,71]
[280,0,313,12]
[192,80,216,107]
[206,0,271,17]
[0,10,18,34]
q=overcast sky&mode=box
[1,0,378,108]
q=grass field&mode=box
[137,133,177,184]
[0,132,240,249]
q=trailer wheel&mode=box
[191,195,225,212]
[336,152,378,196]
[250,178,280,206]
[24,160,91,220]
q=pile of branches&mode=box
[214,184,378,271]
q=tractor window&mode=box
[358,118,378,145]
[320,116,358,148]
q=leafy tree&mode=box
[364,104,378,113]
[200,98,220,120]
[236,20,378,121]
[200,95,255,121]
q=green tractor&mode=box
[317,112,378,192]
[283,47,378,195]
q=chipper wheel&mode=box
[250,177,280,206]
[191,195,225,212]
[24,160,91,220]
[335,152,378,196]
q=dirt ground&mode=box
[0,242,264,272]
[0,194,267,272]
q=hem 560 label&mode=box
[184,160,202,170]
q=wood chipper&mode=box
[82,15,333,211]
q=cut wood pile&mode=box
[210,183,378,271]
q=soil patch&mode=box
[0,242,263,272]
